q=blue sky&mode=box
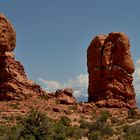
[1,0,140,99]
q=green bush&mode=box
[98,110,111,124]
[0,109,115,140]
[40,95,48,100]
[123,124,140,140]
[127,109,137,119]
[88,114,113,140]
[18,110,53,140]
[79,119,89,129]
[66,127,82,139]
[88,131,101,140]
[60,116,71,126]
[100,124,113,136]
[0,125,23,140]
[54,116,82,139]
[88,121,113,136]
[53,120,67,140]
[9,102,21,109]
[110,116,119,124]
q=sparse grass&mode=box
[1,115,15,121]
[64,109,72,115]
[39,95,48,100]
[60,116,71,126]
[68,105,77,111]
[9,102,21,109]
[98,110,111,124]
[73,118,77,121]
[79,119,89,129]
[123,124,140,140]
[127,109,138,119]
[55,99,60,104]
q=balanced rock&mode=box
[55,88,76,104]
[0,14,45,100]
[87,32,137,108]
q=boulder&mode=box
[55,88,76,104]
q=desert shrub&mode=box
[100,124,113,136]
[1,115,15,121]
[127,109,137,119]
[40,95,48,100]
[9,102,21,109]
[60,116,71,126]
[52,115,84,139]
[98,110,111,124]
[0,110,94,140]
[123,124,140,140]
[68,105,77,111]
[88,116,113,140]
[54,116,83,139]
[52,120,67,140]
[17,110,53,140]
[123,124,130,133]
[88,131,101,140]
[0,125,23,140]
[79,119,90,129]
[110,116,119,124]
[88,121,102,132]
[55,99,60,104]
[66,127,82,139]
[0,125,9,140]
[88,120,113,136]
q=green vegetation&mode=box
[98,110,111,123]
[9,102,21,109]
[123,124,140,140]
[0,110,82,140]
[87,113,113,139]
[127,109,137,119]
[80,110,113,140]
[0,109,140,140]
[68,105,77,111]
[39,95,48,100]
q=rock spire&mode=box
[87,32,137,108]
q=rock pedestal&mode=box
[0,14,45,100]
[87,32,137,108]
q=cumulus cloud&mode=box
[38,74,88,98]
[38,78,61,92]
[64,74,88,98]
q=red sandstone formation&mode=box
[0,14,45,100]
[55,88,76,105]
[87,32,137,108]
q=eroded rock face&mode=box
[0,14,45,100]
[87,32,137,108]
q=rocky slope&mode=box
[87,32,136,108]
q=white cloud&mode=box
[64,74,88,97]
[38,78,61,92]
[38,74,88,98]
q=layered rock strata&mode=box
[87,32,137,108]
[0,14,45,100]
